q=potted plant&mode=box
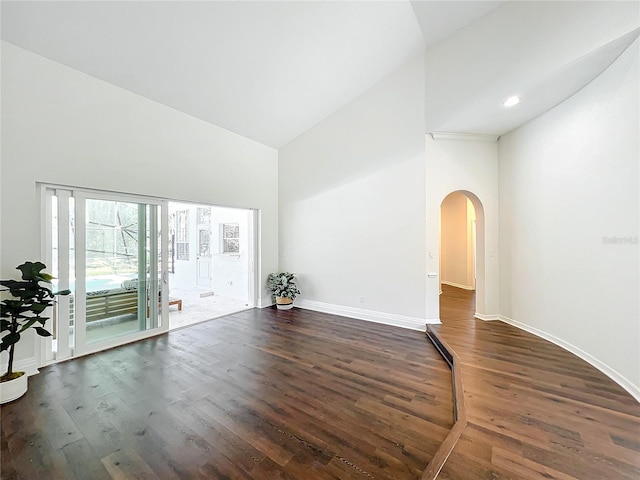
[1,261,70,404]
[267,272,301,310]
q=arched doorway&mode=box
[439,190,486,321]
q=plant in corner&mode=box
[267,272,301,310]
[0,261,70,403]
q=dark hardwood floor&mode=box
[434,284,640,480]
[1,308,453,480]
[2,288,639,479]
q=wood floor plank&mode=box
[491,446,578,480]
[0,422,19,480]
[165,399,268,475]
[101,447,160,480]
[193,395,296,467]
[59,438,112,480]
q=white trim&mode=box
[498,315,640,403]
[295,299,438,331]
[148,203,161,328]
[474,313,500,321]
[160,200,170,331]
[56,189,72,360]
[41,186,53,364]
[430,132,499,143]
[74,191,87,354]
[441,281,475,291]
[247,210,258,309]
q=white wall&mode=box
[279,55,429,328]
[1,42,278,372]
[498,39,639,398]
[425,135,499,320]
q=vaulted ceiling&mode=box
[2,1,638,148]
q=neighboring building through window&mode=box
[222,223,240,254]
[176,210,189,260]
[197,207,211,225]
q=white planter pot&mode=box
[0,372,28,404]
[275,296,294,310]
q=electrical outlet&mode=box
[359,296,365,304]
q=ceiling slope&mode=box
[423,1,640,137]
[3,1,637,145]
[1,1,509,148]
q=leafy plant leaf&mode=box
[34,327,52,337]
[0,332,21,351]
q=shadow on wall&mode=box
[278,55,426,202]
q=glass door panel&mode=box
[82,198,155,344]
[46,189,76,362]
[46,187,168,360]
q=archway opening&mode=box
[439,190,486,323]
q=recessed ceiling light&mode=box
[503,96,521,107]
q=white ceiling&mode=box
[2,1,639,147]
[423,1,640,137]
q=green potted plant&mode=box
[1,261,70,403]
[267,272,301,310]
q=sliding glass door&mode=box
[44,187,168,361]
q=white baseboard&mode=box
[498,315,640,403]
[295,299,438,331]
[441,281,475,291]
[258,298,275,308]
[474,313,500,321]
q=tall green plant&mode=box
[0,261,70,381]
[266,272,301,299]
